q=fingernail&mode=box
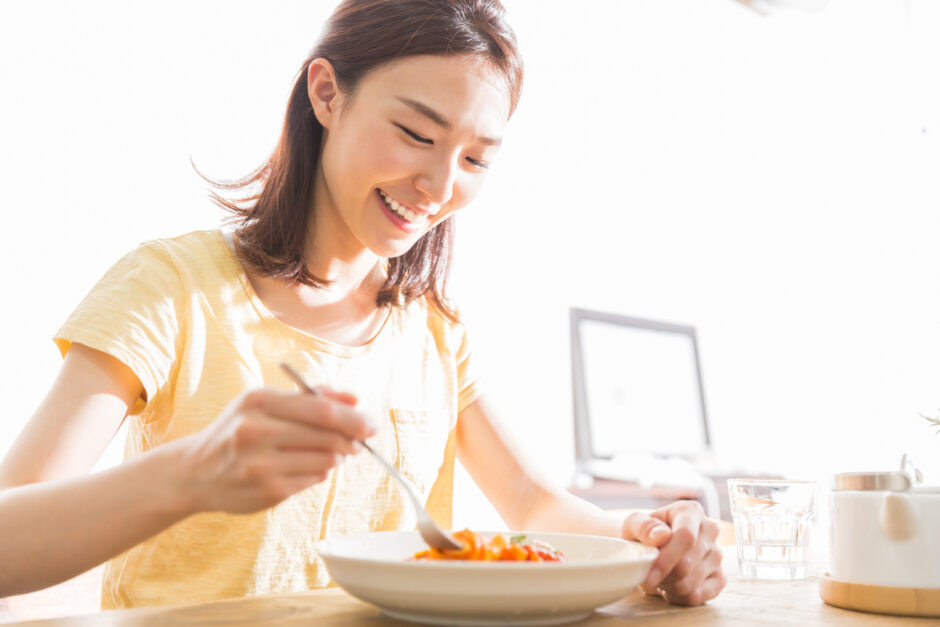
[646,568,662,586]
[351,440,363,454]
[651,526,670,541]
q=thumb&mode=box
[623,512,673,547]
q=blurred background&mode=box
[1,0,938,582]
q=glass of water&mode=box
[727,479,817,580]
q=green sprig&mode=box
[922,412,940,435]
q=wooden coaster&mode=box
[819,573,940,617]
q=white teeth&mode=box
[379,189,426,224]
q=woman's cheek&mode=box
[455,171,486,207]
[364,133,415,177]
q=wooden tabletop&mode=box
[9,552,931,627]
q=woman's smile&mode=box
[376,188,434,234]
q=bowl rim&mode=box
[314,529,659,569]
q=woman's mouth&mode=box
[377,189,427,231]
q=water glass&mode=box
[728,479,816,580]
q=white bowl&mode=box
[314,530,658,626]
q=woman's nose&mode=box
[414,156,458,205]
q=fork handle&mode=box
[358,440,425,509]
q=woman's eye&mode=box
[395,124,432,145]
[466,156,489,169]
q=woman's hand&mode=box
[176,386,374,514]
[622,500,726,606]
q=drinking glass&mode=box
[728,479,816,580]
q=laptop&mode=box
[569,307,721,516]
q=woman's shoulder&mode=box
[88,229,236,307]
[132,229,227,261]
[118,229,231,277]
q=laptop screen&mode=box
[571,308,710,466]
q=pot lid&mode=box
[832,454,925,492]
[832,471,912,491]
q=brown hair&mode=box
[205,0,523,322]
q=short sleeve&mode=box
[455,322,482,413]
[53,240,185,414]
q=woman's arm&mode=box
[0,344,193,594]
[454,394,622,536]
[0,344,141,486]
[0,344,374,597]
[456,394,726,606]
[0,436,196,595]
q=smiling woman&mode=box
[210,0,521,321]
[0,0,724,616]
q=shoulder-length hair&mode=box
[205,0,524,322]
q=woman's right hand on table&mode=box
[177,387,375,514]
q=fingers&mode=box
[653,531,709,591]
[269,419,364,456]
[224,431,354,510]
[700,516,721,545]
[659,515,720,582]
[243,388,374,440]
[635,501,726,606]
[658,545,723,602]
[246,471,337,510]
[314,386,358,407]
[642,507,700,591]
[253,449,345,479]
[189,386,375,515]
[231,413,362,457]
[623,512,673,547]
[668,501,704,539]
[661,568,727,607]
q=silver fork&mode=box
[279,363,462,551]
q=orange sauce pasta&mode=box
[411,529,566,562]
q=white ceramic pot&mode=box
[829,470,940,588]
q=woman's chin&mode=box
[366,236,420,260]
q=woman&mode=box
[0,0,725,609]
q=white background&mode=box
[1,0,939,536]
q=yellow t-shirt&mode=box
[53,229,481,609]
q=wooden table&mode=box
[9,551,930,627]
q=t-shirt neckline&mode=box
[215,229,394,358]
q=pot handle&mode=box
[878,492,920,541]
[900,453,923,486]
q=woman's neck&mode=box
[239,185,390,346]
[301,170,386,304]
[245,247,388,346]
[301,251,384,306]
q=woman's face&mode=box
[312,54,511,259]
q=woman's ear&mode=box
[307,58,341,128]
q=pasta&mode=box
[411,529,566,562]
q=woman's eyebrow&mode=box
[397,96,450,128]
[396,96,502,146]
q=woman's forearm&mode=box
[519,487,624,538]
[0,438,198,596]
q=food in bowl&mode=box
[411,529,566,562]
